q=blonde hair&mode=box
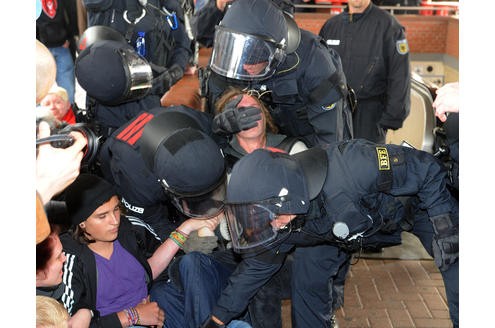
[36,40,56,104]
[47,85,69,103]
[36,296,69,328]
[214,87,278,134]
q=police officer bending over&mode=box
[202,0,353,147]
[201,140,459,328]
[99,103,227,240]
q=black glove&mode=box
[212,95,262,135]
[201,316,225,328]
[163,64,184,90]
[183,230,218,254]
[430,213,459,271]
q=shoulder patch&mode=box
[396,39,409,55]
[376,147,390,170]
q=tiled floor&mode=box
[280,233,453,328]
[281,258,452,328]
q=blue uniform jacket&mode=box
[211,139,457,323]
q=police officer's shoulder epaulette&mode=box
[375,146,393,192]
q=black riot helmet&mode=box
[225,148,327,253]
[75,25,174,106]
[139,109,227,218]
[75,34,153,106]
[209,0,301,81]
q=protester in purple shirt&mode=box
[59,174,225,327]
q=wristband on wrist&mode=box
[176,228,189,238]
[123,307,139,326]
[169,230,189,249]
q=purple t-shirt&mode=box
[94,240,148,316]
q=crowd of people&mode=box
[34,0,460,327]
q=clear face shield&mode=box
[210,26,287,81]
[225,199,290,253]
[161,173,227,219]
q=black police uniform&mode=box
[98,105,220,239]
[205,29,353,147]
[210,140,459,328]
[190,0,223,48]
[220,134,306,328]
[319,3,411,143]
[84,0,191,70]
[82,0,193,137]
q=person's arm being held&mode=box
[147,214,221,279]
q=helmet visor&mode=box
[210,26,286,81]
[224,202,279,253]
[164,175,226,219]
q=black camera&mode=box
[36,117,100,165]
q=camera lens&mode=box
[59,123,100,164]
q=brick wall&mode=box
[294,13,459,59]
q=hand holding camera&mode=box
[36,121,88,204]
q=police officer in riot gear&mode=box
[78,0,192,138]
[201,142,459,328]
[98,103,292,328]
[75,26,188,140]
[201,0,353,147]
[98,105,227,239]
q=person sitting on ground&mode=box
[59,174,235,327]
[36,231,93,327]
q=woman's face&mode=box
[236,94,265,139]
[36,235,66,287]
